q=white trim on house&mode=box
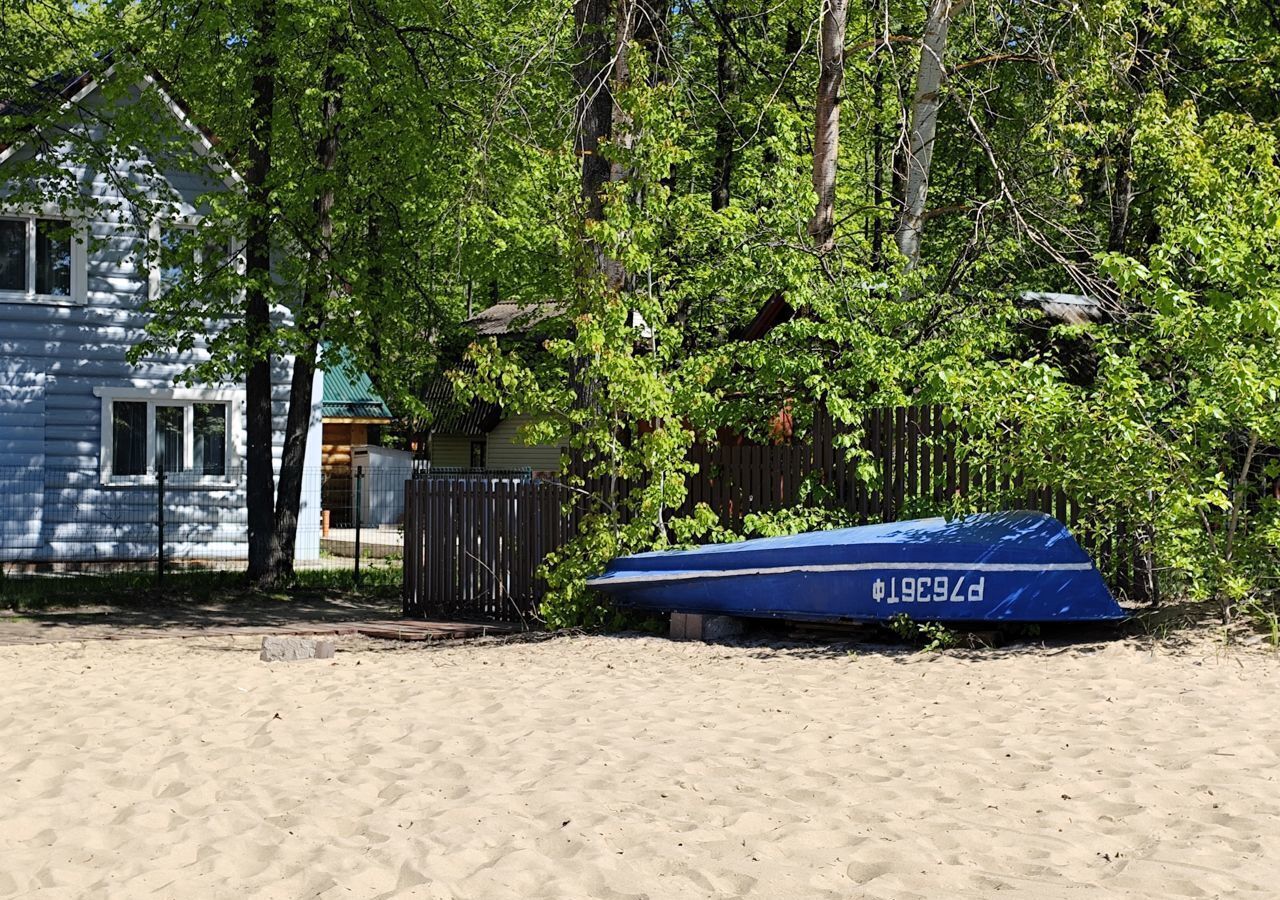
[0,66,243,190]
[139,74,243,188]
[0,65,115,168]
[92,385,245,487]
[0,212,89,306]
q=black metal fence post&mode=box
[156,467,166,587]
[354,465,363,587]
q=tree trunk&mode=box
[894,0,964,270]
[1107,24,1151,255]
[603,0,638,291]
[244,0,278,584]
[269,31,345,583]
[870,0,885,267]
[808,0,848,252]
[711,18,737,212]
[1107,146,1133,253]
[574,0,614,237]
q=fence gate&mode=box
[402,478,574,622]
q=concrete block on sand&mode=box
[670,613,745,642]
[260,636,336,662]
[702,615,745,641]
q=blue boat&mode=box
[586,511,1125,623]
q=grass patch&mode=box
[295,562,401,591]
[0,562,402,611]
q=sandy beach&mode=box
[1,632,1278,899]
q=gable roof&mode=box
[0,60,105,158]
[417,301,564,434]
[322,349,392,422]
[0,58,240,186]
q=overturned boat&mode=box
[586,511,1125,623]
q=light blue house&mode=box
[0,64,321,566]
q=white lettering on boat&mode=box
[586,561,1092,588]
[872,575,985,605]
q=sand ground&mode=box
[1,632,1277,899]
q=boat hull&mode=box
[586,512,1125,623]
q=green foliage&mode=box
[943,97,1280,617]
[458,0,1280,627]
[8,0,1280,626]
[887,613,959,652]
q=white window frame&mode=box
[0,210,88,306]
[93,386,244,487]
[149,218,242,301]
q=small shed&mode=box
[321,350,393,469]
[422,303,566,475]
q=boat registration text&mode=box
[872,575,986,605]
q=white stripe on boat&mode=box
[587,560,1095,587]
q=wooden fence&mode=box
[403,406,1154,621]
[402,478,574,623]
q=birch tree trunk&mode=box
[808,0,848,252]
[244,0,279,584]
[895,0,965,271]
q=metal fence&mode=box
[0,465,513,591]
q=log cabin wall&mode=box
[321,421,369,469]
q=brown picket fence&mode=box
[403,406,1154,622]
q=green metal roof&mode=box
[322,348,392,421]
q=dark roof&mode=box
[421,367,501,436]
[467,301,564,336]
[418,301,562,434]
[418,300,586,433]
[322,349,392,421]
[736,292,794,341]
[0,61,105,157]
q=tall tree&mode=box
[574,0,615,274]
[809,0,848,252]
[710,14,737,212]
[270,19,348,579]
[895,0,966,270]
[243,0,280,583]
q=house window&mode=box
[151,222,235,298]
[157,225,192,294]
[193,403,228,474]
[470,440,487,469]
[111,401,148,476]
[155,405,185,473]
[0,215,86,303]
[0,219,23,291]
[95,388,240,483]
